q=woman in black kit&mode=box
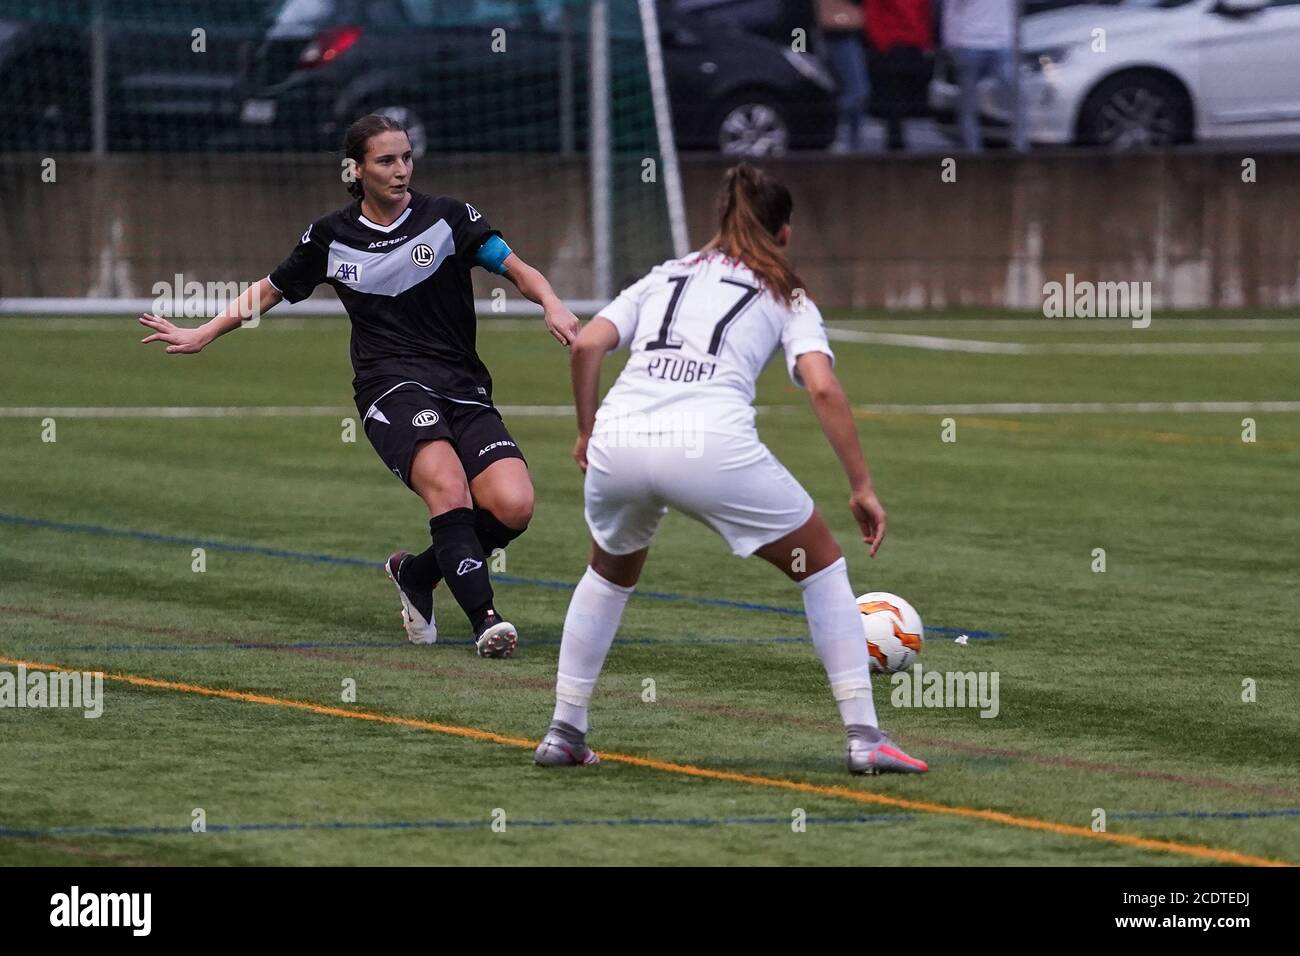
[140,114,581,659]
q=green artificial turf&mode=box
[1,315,1296,865]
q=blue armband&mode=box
[474,235,512,275]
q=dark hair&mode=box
[698,163,803,304]
[342,113,409,201]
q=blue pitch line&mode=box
[0,512,1003,639]
[0,813,912,839]
[1109,808,1300,822]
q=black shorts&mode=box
[359,382,526,489]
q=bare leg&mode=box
[469,457,535,531]
[589,541,650,589]
[409,439,472,516]
[753,510,844,581]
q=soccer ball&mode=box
[856,592,924,674]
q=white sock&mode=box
[799,557,878,729]
[552,565,635,733]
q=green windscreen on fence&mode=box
[0,0,676,302]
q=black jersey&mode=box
[268,190,502,408]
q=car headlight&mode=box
[1021,46,1072,74]
[781,49,836,92]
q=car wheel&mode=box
[1076,73,1191,151]
[370,104,429,157]
[715,94,790,157]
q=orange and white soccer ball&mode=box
[856,592,924,674]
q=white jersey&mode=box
[594,251,834,438]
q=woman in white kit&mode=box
[534,163,928,775]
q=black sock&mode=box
[402,531,442,592]
[475,507,527,555]
[428,507,495,628]
[406,508,527,592]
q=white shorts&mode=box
[583,431,816,557]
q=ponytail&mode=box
[699,163,804,305]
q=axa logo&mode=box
[412,409,440,427]
[456,558,483,576]
[333,261,361,283]
[466,203,482,222]
[410,243,435,268]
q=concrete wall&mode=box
[3,152,1298,309]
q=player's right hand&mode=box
[138,313,209,354]
[850,488,887,558]
[573,433,590,473]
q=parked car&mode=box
[661,0,836,152]
[225,0,836,156]
[671,0,817,45]
[930,0,1300,150]
[0,5,268,152]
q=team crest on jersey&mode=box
[466,203,481,222]
[412,409,440,427]
[333,261,361,283]
[410,243,435,268]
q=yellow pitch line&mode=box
[3,655,1291,868]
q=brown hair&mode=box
[698,163,804,304]
[342,113,409,201]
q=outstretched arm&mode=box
[501,252,581,347]
[139,277,284,354]
[795,350,887,557]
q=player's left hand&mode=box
[544,305,581,347]
[850,487,887,558]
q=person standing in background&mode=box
[817,0,869,154]
[941,0,1017,152]
[864,0,934,151]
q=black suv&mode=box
[227,0,836,155]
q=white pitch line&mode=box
[3,402,1300,418]
[853,401,1300,415]
[824,328,1300,355]
[1044,342,1300,355]
[10,318,1300,348]
[1,317,548,332]
[0,298,603,316]
[0,406,354,418]
[826,328,1028,353]
[827,318,1300,332]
